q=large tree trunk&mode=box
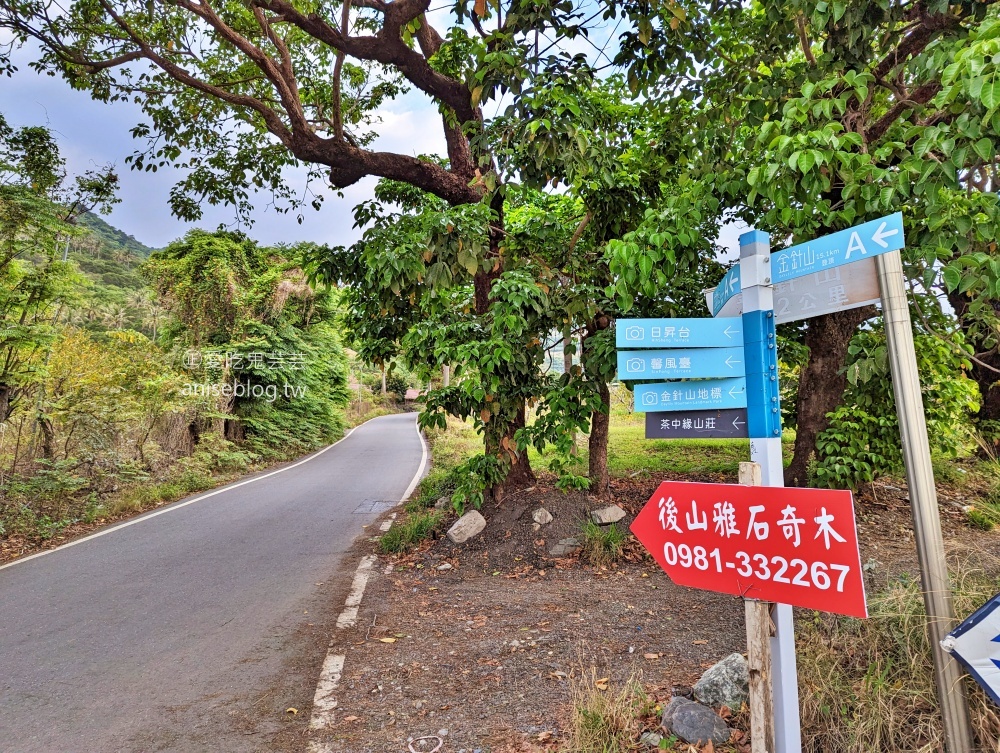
[589,380,611,497]
[478,195,535,500]
[584,314,612,496]
[785,305,876,485]
[948,290,1000,429]
[496,401,536,500]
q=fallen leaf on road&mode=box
[343,715,360,722]
[693,640,708,645]
[595,677,609,691]
[379,637,397,643]
[285,708,298,715]
[643,653,659,660]
[537,731,553,742]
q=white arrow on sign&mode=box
[871,222,900,248]
[725,356,742,369]
[723,325,739,339]
[729,385,744,398]
[732,415,746,430]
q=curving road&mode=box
[0,413,425,753]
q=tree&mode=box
[144,229,349,453]
[615,0,1000,482]
[0,0,651,493]
[0,113,118,426]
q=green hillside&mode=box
[76,211,157,258]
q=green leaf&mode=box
[942,266,961,292]
[981,77,1000,110]
[973,138,993,162]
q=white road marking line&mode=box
[309,415,430,735]
[0,418,394,572]
[335,555,377,629]
[308,653,345,730]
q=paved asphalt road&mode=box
[0,413,425,753]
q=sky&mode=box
[0,16,745,257]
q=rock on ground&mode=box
[661,697,732,746]
[693,652,749,710]
[548,537,580,557]
[590,505,626,525]
[447,510,486,544]
[532,507,553,525]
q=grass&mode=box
[378,509,443,554]
[580,519,626,567]
[797,560,1000,753]
[561,668,655,753]
[403,417,480,514]
[379,416,478,552]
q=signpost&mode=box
[645,408,748,439]
[942,593,1000,707]
[633,378,746,412]
[617,210,973,753]
[617,317,743,348]
[705,257,880,324]
[708,212,904,317]
[630,480,867,618]
[616,347,744,380]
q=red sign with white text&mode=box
[631,481,867,618]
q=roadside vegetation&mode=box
[798,561,1000,752]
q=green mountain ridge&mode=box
[76,211,157,258]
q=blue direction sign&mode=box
[634,377,747,413]
[616,318,743,349]
[646,408,749,439]
[942,592,1000,706]
[618,347,745,380]
[772,212,904,284]
[711,264,741,317]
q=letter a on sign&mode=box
[845,231,867,259]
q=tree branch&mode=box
[796,14,816,66]
[865,81,941,143]
[871,8,961,82]
[95,0,295,145]
[331,0,352,140]
[254,0,478,125]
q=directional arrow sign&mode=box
[711,264,741,317]
[942,592,1000,706]
[631,481,867,618]
[616,317,743,348]
[646,408,749,439]
[634,377,747,413]
[706,257,881,324]
[772,212,904,284]
[618,347,745,381]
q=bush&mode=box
[798,565,1000,752]
[813,326,979,489]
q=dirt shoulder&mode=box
[308,475,999,753]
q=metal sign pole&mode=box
[739,230,801,753]
[875,250,973,753]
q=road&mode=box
[0,413,425,753]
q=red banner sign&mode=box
[631,480,867,618]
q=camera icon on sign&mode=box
[625,358,645,373]
[641,392,658,406]
[624,325,644,341]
